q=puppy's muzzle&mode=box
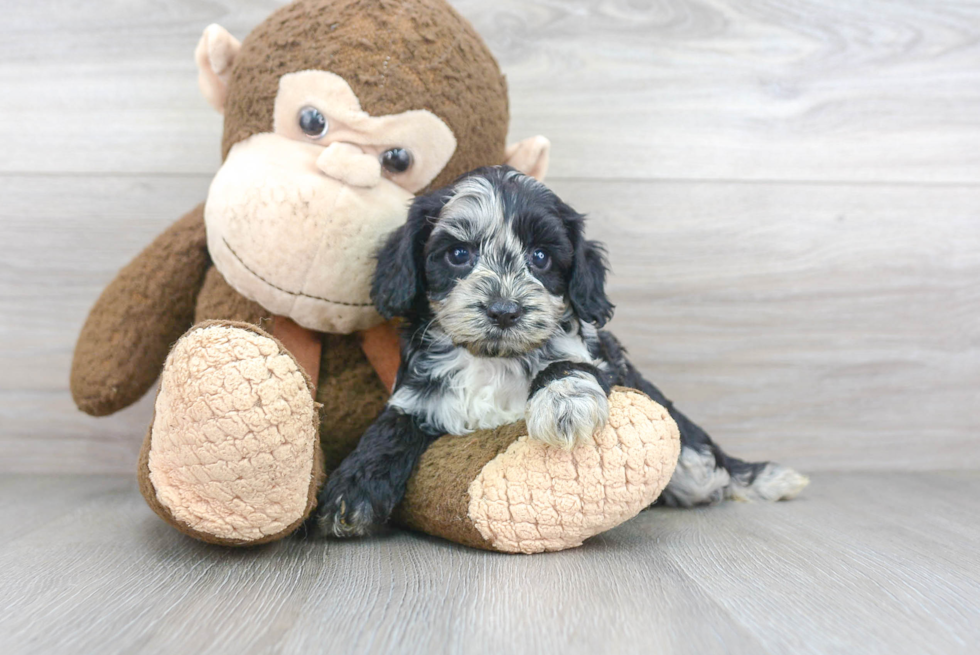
[486,299,523,329]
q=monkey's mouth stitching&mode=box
[222,237,373,308]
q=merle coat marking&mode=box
[316,166,807,537]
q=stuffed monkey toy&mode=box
[71,0,682,554]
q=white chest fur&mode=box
[388,326,597,437]
[441,353,530,433]
[389,348,530,435]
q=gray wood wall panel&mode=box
[2,0,978,181]
[2,176,976,473]
[1,0,978,474]
[554,179,980,471]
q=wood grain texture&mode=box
[0,0,978,181]
[0,175,213,474]
[1,0,979,473]
[550,179,980,471]
[0,472,977,654]
[471,0,980,182]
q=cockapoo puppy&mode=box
[317,166,808,536]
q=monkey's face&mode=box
[205,71,457,334]
[196,4,552,334]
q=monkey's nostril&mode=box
[486,300,523,328]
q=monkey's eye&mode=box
[381,148,413,174]
[298,106,328,138]
[446,244,473,267]
[529,248,551,272]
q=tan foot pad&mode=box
[468,389,680,554]
[145,323,319,544]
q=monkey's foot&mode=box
[394,387,681,554]
[139,321,322,545]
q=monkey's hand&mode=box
[525,365,611,450]
[71,205,210,416]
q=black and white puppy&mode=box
[317,166,808,537]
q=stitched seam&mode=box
[378,2,405,102]
[222,237,373,308]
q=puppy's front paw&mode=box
[315,474,386,538]
[525,371,610,449]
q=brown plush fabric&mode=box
[80,0,678,553]
[222,0,510,190]
[316,333,390,476]
[395,388,682,554]
[393,421,528,550]
[195,265,273,328]
[71,205,211,416]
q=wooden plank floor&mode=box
[1,472,978,655]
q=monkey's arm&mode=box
[71,204,211,416]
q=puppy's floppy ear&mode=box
[371,191,447,319]
[560,202,615,327]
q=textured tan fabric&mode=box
[395,388,680,553]
[467,389,680,553]
[205,132,415,334]
[146,323,321,543]
[194,267,389,478]
[195,24,241,113]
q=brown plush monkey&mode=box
[71,0,680,554]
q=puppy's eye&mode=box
[529,248,551,271]
[446,245,472,267]
[298,106,328,138]
[381,148,413,173]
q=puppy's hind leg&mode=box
[719,446,811,503]
[596,331,808,507]
[652,396,809,507]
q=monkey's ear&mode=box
[371,192,447,320]
[505,136,551,182]
[561,202,615,328]
[195,24,241,114]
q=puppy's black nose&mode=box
[486,300,523,328]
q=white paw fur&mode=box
[525,371,609,449]
[727,462,810,502]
